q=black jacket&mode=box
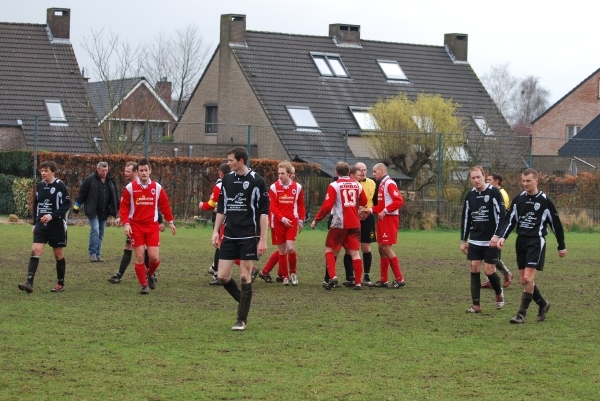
[75,171,119,219]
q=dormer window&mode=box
[311,53,349,78]
[45,100,66,122]
[350,107,379,130]
[473,116,493,135]
[286,106,320,130]
[377,60,408,81]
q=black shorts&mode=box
[33,221,67,248]
[360,214,376,243]
[516,236,546,271]
[220,237,258,261]
[467,243,498,264]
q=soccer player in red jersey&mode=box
[120,159,176,294]
[259,161,306,286]
[367,163,406,288]
[311,162,367,290]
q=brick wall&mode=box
[0,126,28,150]
[531,70,600,155]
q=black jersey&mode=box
[33,178,71,224]
[218,169,269,239]
[499,191,566,250]
[460,184,505,246]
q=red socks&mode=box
[390,256,403,282]
[135,263,148,286]
[262,251,279,274]
[326,251,337,279]
[278,253,289,279]
[288,251,297,274]
[380,258,390,283]
[352,258,363,285]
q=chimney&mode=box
[444,33,468,62]
[220,14,246,46]
[329,23,360,45]
[47,8,71,39]
[156,78,172,109]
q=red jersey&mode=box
[201,178,222,211]
[120,178,174,224]
[269,179,306,227]
[315,176,367,229]
[372,175,404,215]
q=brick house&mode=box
[175,14,515,177]
[531,68,600,156]
[0,8,100,153]
[85,77,178,153]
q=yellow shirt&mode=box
[360,178,376,209]
[499,187,510,210]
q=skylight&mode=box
[287,106,319,129]
[350,108,379,130]
[45,100,66,122]
[473,117,494,135]
[377,60,408,81]
[311,53,349,78]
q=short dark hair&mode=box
[335,161,350,176]
[522,168,538,178]
[219,162,231,174]
[349,166,359,176]
[138,158,151,169]
[227,146,248,164]
[489,172,503,185]
[39,161,57,172]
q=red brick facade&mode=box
[531,69,600,155]
[0,126,27,151]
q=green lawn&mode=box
[1,224,599,400]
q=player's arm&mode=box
[211,213,225,248]
[297,186,306,231]
[460,196,471,253]
[385,183,404,213]
[313,186,336,222]
[200,184,220,210]
[32,186,39,225]
[120,186,133,236]
[258,214,268,256]
[52,183,72,220]
[268,185,284,224]
[546,198,566,253]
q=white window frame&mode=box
[311,53,349,78]
[350,107,379,130]
[567,125,582,140]
[473,116,494,135]
[286,106,320,130]
[44,100,67,122]
[377,60,408,81]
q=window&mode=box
[286,106,319,129]
[311,53,349,77]
[44,100,66,122]
[567,125,582,140]
[205,106,217,134]
[412,116,434,132]
[473,117,494,135]
[350,107,379,130]
[377,60,407,81]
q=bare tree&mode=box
[143,24,212,116]
[480,63,518,123]
[511,76,551,126]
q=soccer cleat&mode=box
[148,274,157,290]
[391,280,406,289]
[322,281,329,288]
[342,279,355,287]
[231,320,247,331]
[503,273,513,288]
[324,277,338,290]
[537,303,551,322]
[363,275,372,286]
[50,284,64,292]
[495,289,505,309]
[251,267,259,283]
[354,284,363,290]
[18,282,33,293]
[259,273,273,283]
[466,304,482,313]
[275,276,283,283]
[290,273,298,286]
[481,280,492,289]
[209,275,221,285]
[107,274,121,284]
[283,277,290,286]
[139,285,150,295]
[207,264,215,275]
[373,281,389,288]
[510,313,526,324]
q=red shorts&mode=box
[271,220,298,245]
[325,227,360,251]
[130,221,160,247]
[376,215,399,245]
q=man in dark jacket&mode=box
[74,161,119,262]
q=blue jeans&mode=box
[88,216,107,257]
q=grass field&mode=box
[1,223,599,400]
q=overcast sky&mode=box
[4,0,599,105]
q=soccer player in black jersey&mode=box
[18,161,71,293]
[460,166,506,313]
[211,147,269,331]
[498,168,567,324]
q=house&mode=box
[0,8,100,153]
[85,77,178,153]
[174,14,514,178]
[531,68,600,156]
